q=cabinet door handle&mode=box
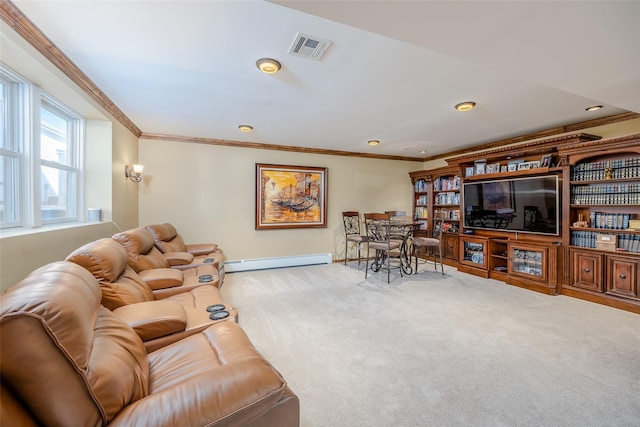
[620,274,626,279]
[584,268,590,273]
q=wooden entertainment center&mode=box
[410,133,640,313]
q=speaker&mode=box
[87,208,102,222]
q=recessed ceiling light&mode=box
[455,101,476,112]
[420,150,427,154]
[368,140,380,146]
[585,105,603,112]
[238,125,253,132]
[256,58,281,74]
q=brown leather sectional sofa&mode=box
[66,238,237,353]
[0,227,299,426]
[112,227,224,289]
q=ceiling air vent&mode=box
[288,32,332,60]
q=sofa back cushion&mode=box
[66,238,155,310]
[112,227,170,272]
[0,261,149,426]
[145,223,187,253]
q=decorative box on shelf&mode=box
[596,234,617,252]
[627,219,640,231]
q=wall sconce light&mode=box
[125,164,144,182]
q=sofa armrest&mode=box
[138,268,183,290]
[113,301,187,342]
[164,251,194,266]
[186,243,218,256]
[108,323,298,427]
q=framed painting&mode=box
[540,155,554,168]
[465,166,475,177]
[517,162,531,171]
[255,163,328,230]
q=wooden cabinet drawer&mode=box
[443,233,458,260]
[571,250,603,292]
[606,255,639,299]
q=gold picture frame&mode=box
[256,163,328,230]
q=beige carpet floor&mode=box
[221,262,640,427]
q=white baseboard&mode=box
[224,253,333,273]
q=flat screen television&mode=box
[462,175,560,236]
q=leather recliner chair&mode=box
[145,222,225,281]
[112,227,222,292]
[66,238,236,352]
[0,261,299,427]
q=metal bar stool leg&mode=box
[344,238,348,265]
[365,244,370,279]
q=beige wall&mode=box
[139,138,422,262]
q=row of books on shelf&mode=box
[435,192,460,205]
[571,184,640,205]
[572,183,640,194]
[571,157,640,181]
[433,176,460,191]
[414,179,428,193]
[586,212,636,230]
[415,195,428,205]
[414,207,428,220]
[435,208,460,220]
[571,231,640,253]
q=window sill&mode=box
[0,221,112,239]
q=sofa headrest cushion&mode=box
[1,261,149,425]
[1,261,101,367]
[66,238,129,282]
[113,227,156,255]
[112,228,170,271]
[146,223,177,242]
[145,223,189,254]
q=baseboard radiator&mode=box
[225,253,333,273]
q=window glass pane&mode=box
[0,154,19,226]
[0,79,9,150]
[41,165,75,221]
[40,105,72,165]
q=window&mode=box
[0,64,84,229]
[39,98,81,223]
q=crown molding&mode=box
[140,133,423,162]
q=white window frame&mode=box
[0,66,27,229]
[0,64,84,230]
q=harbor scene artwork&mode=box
[256,163,327,229]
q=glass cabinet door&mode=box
[509,244,547,282]
[461,238,487,269]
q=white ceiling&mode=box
[8,0,640,159]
